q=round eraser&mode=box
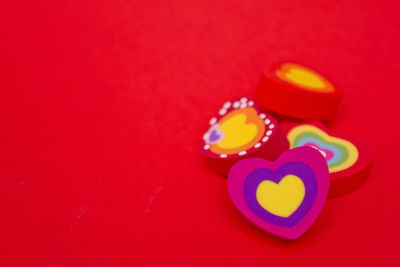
[228,147,329,240]
[254,62,343,121]
[281,121,373,198]
[201,97,289,176]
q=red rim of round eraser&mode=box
[254,61,343,121]
[201,96,289,176]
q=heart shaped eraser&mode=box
[254,62,343,121]
[281,121,373,198]
[228,146,329,240]
[201,97,289,176]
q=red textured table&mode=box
[1,1,399,266]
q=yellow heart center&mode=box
[284,68,325,89]
[275,63,334,92]
[256,175,305,217]
[217,114,258,149]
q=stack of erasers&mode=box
[201,62,372,240]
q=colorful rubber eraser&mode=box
[281,121,372,198]
[228,147,329,240]
[201,97,289,176]
[254,62,343,121]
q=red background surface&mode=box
[1,1,399,266]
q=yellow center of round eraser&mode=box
[275,63,335,92]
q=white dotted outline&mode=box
[223,101,231,109]
[209,117,217,125]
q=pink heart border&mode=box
[227,146,330,240]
